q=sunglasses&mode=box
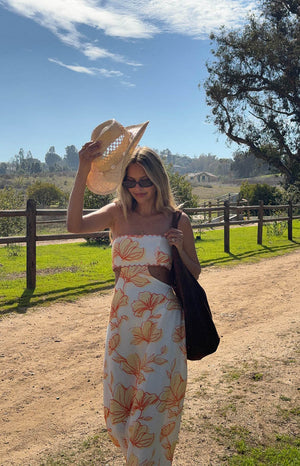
[122,178,154,189]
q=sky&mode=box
[0,0,258,164]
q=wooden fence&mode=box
[0,199,299,289]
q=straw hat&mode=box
[86,119,149,194]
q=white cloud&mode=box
[2,0,258,43]
[2,0,257,79]
[48,58,124,78]
[48,58,95,75]
[108,0,258,37]
[1,0,150,66]
[82,43,142,67]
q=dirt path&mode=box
[1,251,299,465]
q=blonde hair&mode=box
[117,147,177,219]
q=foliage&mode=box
[282,183,300,204]
[158,150,233,177]
[0,187,24,237]
[26,181,68,207]
[63,145,79,170]
[0,162,8,175]
[266,218,287,238]
[82,189,114,245]
[204,0,300,190]
[45,146,63,171]
[83,188,114,210]
[239,181,283,206]
[11,149,43,174]
[167,167,199,208]
[231,149,276,178]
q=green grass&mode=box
[0,242,115,315]
[195,221,300,267]
[39,428,300,465]
[228,435,300,465]
[0,221,299,315]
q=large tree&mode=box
[64,145,79,170]
[45,146,63,171]
[204,0,299,189]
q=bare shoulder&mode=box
[178,211,192,229]
[98,201,120,215]
[83,201,122,232]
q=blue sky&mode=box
[0,0,258,164]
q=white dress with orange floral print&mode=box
[103,235,187,465]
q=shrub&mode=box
[83,189,114,210]
[27,181,68,207]
[0,187,24,237]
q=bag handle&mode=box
[171,210,182,229]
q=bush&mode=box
[0,187,24,237]
[83,189,114,210]
[239,182,283,209]
[27,181,68,207]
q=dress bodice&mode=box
[112,235,172,271]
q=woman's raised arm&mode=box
[67,141,116,234]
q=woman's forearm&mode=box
[178,248,201,280]
[67,164,90,233]
[67,140,102,233]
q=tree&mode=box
[12,149,25,172]
[45,147,63,171]
[10,149,43,174]
[0,162,7,175]
[167,168,199,208]
[204,0,300,190]
[27,181,68,207]
[64,145,79,170]
[231,149,274,178]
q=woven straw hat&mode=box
[86,119,149,194]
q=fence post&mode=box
[237,200,241,221]
[224,200,230,253]
[288,201,293,241]
[257,200,264,245]
[26,199,36,289]
[208,201,212,223]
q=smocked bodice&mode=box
[112,235,172,271]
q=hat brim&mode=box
[86,121,149,195]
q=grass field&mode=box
[1,221,299,316]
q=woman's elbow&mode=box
[66,219,81,233]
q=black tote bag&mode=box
[170,211,220,360]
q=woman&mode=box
[67,142,201,465]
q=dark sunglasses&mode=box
[122,178,154,189]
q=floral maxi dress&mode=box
[103,235,187,465]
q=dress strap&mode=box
[171,210,182,228]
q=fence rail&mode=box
[1,199,299,289]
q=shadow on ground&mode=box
[0,279,115,316]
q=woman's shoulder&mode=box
[177,210,192,229]
[99,201,121,215]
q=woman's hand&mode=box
[165,228,184,252]
[78,141,102,171]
